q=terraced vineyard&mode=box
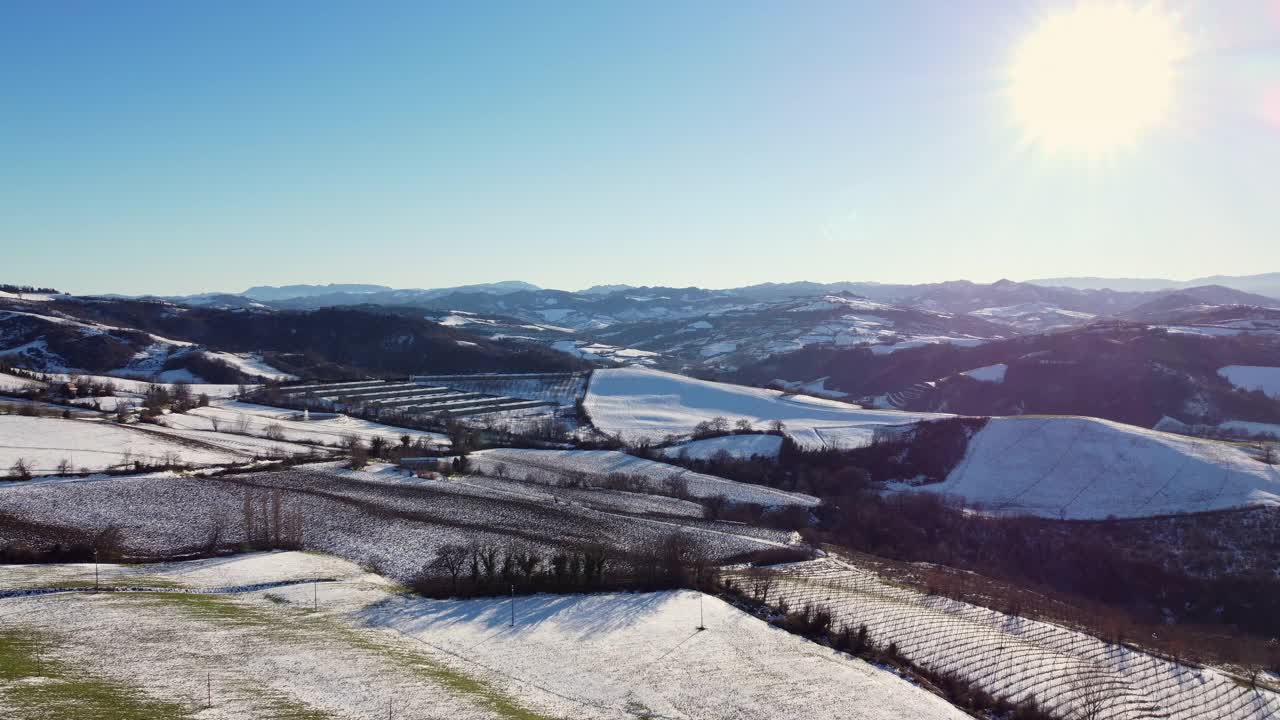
[0,464,792,581]
[408,372,588,407]
[278,379,560,421]
[470,448,820,508]
[724,559,1280,720]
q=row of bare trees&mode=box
[238,489,305,551]
[416,533,714,598]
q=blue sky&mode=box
[2,1,1277,295]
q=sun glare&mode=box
[1008,2,1188,159]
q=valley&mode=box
[3,276,1279,719]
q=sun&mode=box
[1007,2,1188,159]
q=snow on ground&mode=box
[0,290,55,302]
[1219,419,1280,439]
[959,363,1007,383]
[471,448,818,508]
[0,466,789,579]
[65,395,133,412]
[869,337,987,354]
[352,464,709,519]
[658,434,784,460]
[770,376,850,399]
[0,553,968,720]
[726,558,1279,720]
[361,589,969,720]
[38,372,246,397]
[0,549,371,591]
[585,367,944,449]
[0,416,266,474]
[138,423,325,459]
[203,351,298,380]
[408,373,588,407]
[158,401,449,448]
[552,339,660,365]
[896,416,1280,519]
[0,371,44,392]
[1218,365,1280,398]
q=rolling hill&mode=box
[894,415,1280,519]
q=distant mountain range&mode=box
[1027,272,1280,298]
[238,280,540,302]
[109,276,1275,374]
[5,272,1280,430]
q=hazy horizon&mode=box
[13,270,1280,300]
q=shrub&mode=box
[8,458,32,481]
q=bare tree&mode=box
[171,382,193,412]
[1069,672,1114,720]
[477,543,500,581]
[56,458,72,475]
[348,442,369,470]
[264,423,285,442]
[430,544,470,595]
[515,546,542,580]
[93,524,126,561]
[663,474,690,500]
[749,570,774,604]
[702,494,729,520]
[8,458,32,481]
[204,512,227,555]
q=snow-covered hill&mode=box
[0,415,315,474]
[658,433,785,460]
[585,367,945,449]
[0,553,969,720]
[471,447,817,508]
[897,416,1280,519]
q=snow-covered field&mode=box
[960,363,1007,383]
[2,369,247,399]
[897,416,1280,519]
[0,416,302,474]
[408,372,588,406]
[725,558,1278,720]
[471,448,819,508]
[202,351,298,380]
[0,465,790,579]
[1218,365,1280,398]
[158,401,449,448]
[0,371,43,392]
[868,336,988,354]
[658,433,784,460]
[553,339,661,365]
[585,368,944,449]
[0,553,968,720]
[1219,419,1280,439]
[38,372,246,398]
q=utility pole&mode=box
[94,548,99,592]
[510,584,515,627]
[698,593,706,631]
[314,580,317,611]
[207,672,211,709]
